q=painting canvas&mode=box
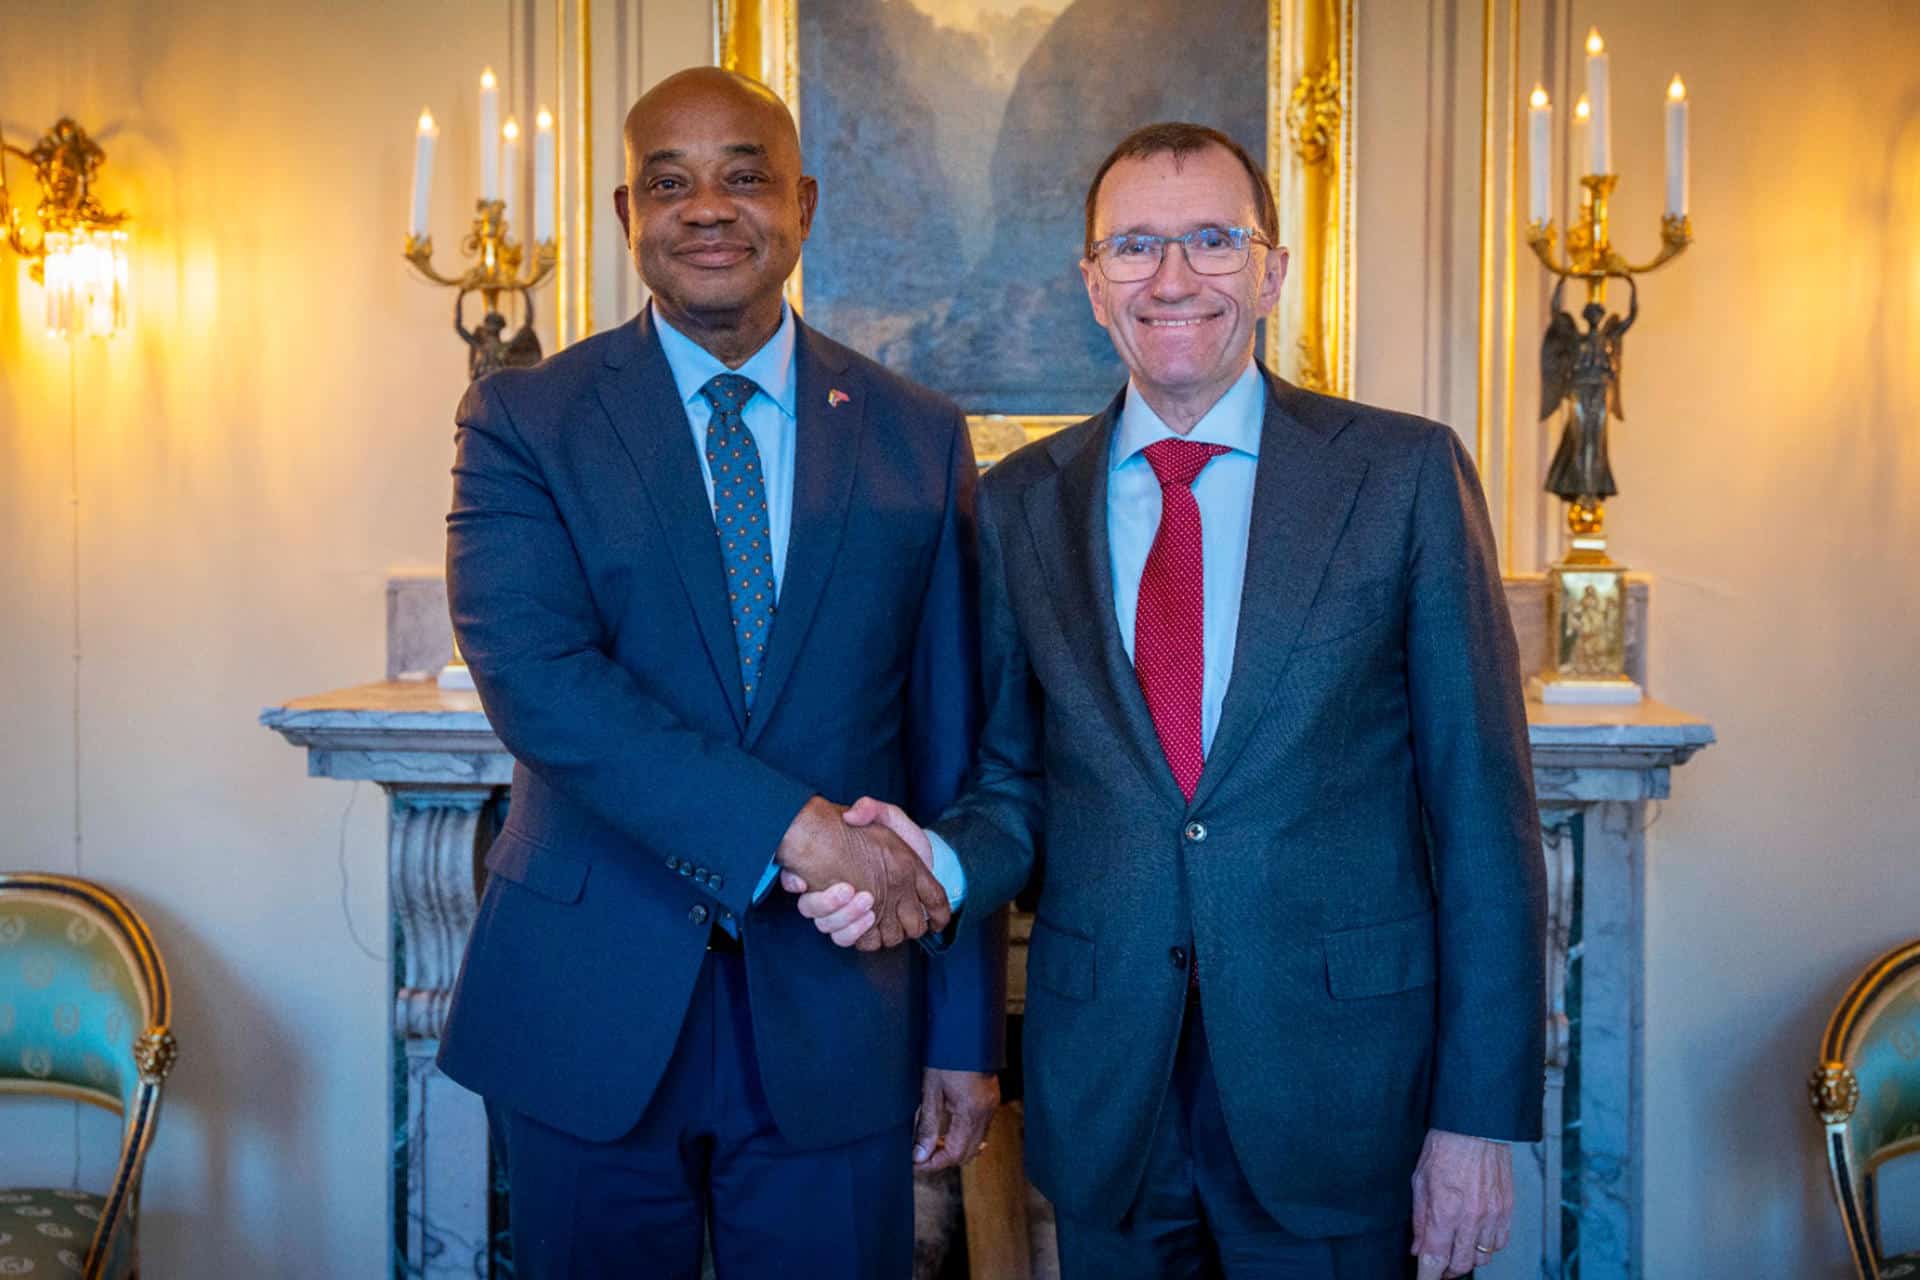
[794,0,1268,418]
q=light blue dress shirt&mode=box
[925,362,1266,900]
[1107,360,1265,755]
[653,305,967,909]
[654,304,799,595]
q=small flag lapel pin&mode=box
[827,388,851,408]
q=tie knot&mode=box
[1142,438,1230,490]
[701,373,760,413]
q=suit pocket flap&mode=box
[484,829,589,904]
[1028,918,1095,1002]
[1324,911,1437,999]
[1297,579,1391,648]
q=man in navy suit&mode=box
[800,123,1544,1279]
[438,67,1006,1277]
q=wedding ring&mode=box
[1475,1245,1495,1255]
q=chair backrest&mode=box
[1811,939,1920,1280]
[0,873,176,1280]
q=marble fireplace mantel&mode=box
[264,664,1710,1280]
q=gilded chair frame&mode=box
[1810,938,1920,1280]
[0,872,177,1280]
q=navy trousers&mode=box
[498,946,915,1279]
[1056,996,1422,1280]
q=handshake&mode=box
[775,796,943,951]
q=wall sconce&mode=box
[1,117,131,339]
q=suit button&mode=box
[1169,946,1189,971]
[710,874,725,891]
[1183,821,1208,843]
[666,855,681,871]
[678,864,693,877]
[689,904,710,926]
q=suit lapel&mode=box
[595,310,749,735]
[1189,370,1367,811]
[1024,395,1189,815]
[743,321,861,749]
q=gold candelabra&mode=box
[1528,174,1691,307]
[1,117,132,338]
[405,200,556,382]
[1527,175,1691,546]
[1525,173,1693,704]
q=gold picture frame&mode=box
[716,0,1355,462]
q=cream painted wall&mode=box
[0,1,705,1274]
[1360,1,1920,1275]
[5,0,1917,1275]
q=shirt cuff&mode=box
[752,855,781,904]
[926,831,967,908]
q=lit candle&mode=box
[409,108,438,240]
[1585,29,1612,176]
[501,117,522,228]
[533,107,556,245]
[1665,75,1690,218]
[1528,85,1552,226]
[479,68,500,201]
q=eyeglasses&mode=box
[1085,225,1273,282]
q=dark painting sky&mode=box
[798,0,1265,417]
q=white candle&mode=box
[479,67,500,201]
[409,109,438,239]
[1585,29,1612,176]
[533,107,556,245]
[1528,86,1552,226]
[1665,75,1690,218]
[501,117,522,228]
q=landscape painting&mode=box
[794,0,1268,418]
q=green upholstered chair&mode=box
[1811,939,1920,1280]
[0,873,177,1279]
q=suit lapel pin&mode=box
[827,388,850,408]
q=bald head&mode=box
[613,65,816,364]
[624,67,800,182]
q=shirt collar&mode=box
[652,301,799,420]
[1111,361,1265,469]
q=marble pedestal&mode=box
[263,680,1709,1280]
[262,684,508,1278]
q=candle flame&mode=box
[480,67,498,90]
[536,107,554,132]
[502,118,521,142]
[1668,74,1687,101]
[1585,28,1604,56]
[417,108,437,134]
[1530,85,1549,110]
[1574,96,1591,122]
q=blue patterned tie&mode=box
[701,373,776,714]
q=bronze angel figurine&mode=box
[455,287,544,383]
[1540,275,1637,505]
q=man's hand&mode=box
[776,797,949,948]
[782,798,933,951]
[1411,1129,1513,1278]
[912,1068,1000,1173]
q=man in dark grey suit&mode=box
[797,123,1545,1278]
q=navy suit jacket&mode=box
[935,372,1545,1235]
[438,307,1007,1146]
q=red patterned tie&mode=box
[1134,438,1231,802]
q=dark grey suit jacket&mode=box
[937,369,1544,1236]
